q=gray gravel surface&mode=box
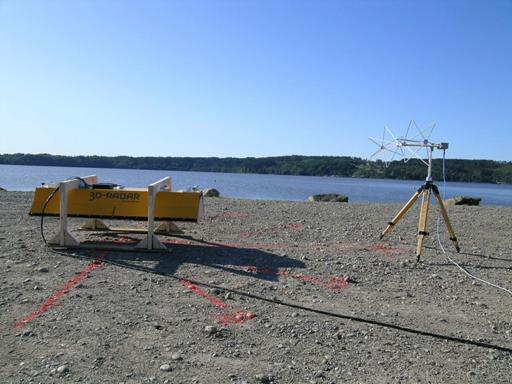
[1,192,511,383]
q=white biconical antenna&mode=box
[369,120,448,181]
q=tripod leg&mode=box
[416,188,431,261]
[433,191,461,253]
[380,190,422,239]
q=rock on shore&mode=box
[202,188,220,197]
[308,193,348,202]
[445,196,482,206]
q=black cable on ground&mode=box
[40,177,93,244]
[48,247,512,354]
[40,186,60,244]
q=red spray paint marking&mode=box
[112,237,138,244]
[15,253,107,329]
[214,310,257,326]
[84,237,138,245]
[365,243,405,256]
[164,238,411,255]
[325,276,351,291]
[245,266,349,292]
[179,280,226,309]
[240,223,305,239]
[179,280,257,325]
[163,238,289,250]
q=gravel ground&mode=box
[1,191,511,384]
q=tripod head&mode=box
[369,120,449,181]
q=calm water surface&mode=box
[1,164,511,206]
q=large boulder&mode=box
[0,186,5,191]
[308,193,348,203]
[445,196,481,206]
[202,188,220,197]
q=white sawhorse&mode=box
[50,175,97,247]
[50,176,172,251]
[134,176,171,250]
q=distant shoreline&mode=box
[1,162,511,187]
[1,153,511,184]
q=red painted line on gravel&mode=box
[15,253,107,329]
[365,243,404,256]
[179,279,257,325]
[163,238,411,255]
[214,310,256,325]
[245,266,350,292]
[83,237,138,245]
[179,280,226,309]
[240,223,305,238]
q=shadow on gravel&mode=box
[49,245,512,354]
[73,235,306,282]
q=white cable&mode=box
[436,153,512,296]
[436,219,512,295]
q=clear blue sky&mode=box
[0,0,511,160]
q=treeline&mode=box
[1,153,511,184]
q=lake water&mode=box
[1,164,511,206]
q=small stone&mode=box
[56,365,69,374]
[152,322,163,330]
[159,364,172,372]
[314,370,325,378]
[171,352,182,361]
[37,267,49,273]
[224,292,233,300]
[204,325,218,335]
[254,373,272,383]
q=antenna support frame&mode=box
[369,121,460,261]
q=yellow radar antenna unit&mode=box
[369,120,461,261]
[30,175,204,251]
